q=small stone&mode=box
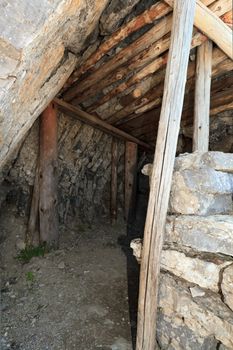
[58,261,65,269]
[190,286,206,298]
[31,318,36,325]
[16,239,25,251]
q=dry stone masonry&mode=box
[3,113,125,223]
[133,151,233,349]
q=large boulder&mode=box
[0,0,109,171]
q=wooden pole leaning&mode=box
[136,0,196,349]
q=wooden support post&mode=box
[193,40,212,152]
[111,138,118,223]
[136,1,196,349]
[27,164,40,247]
[39,102,59,248]
[125,142,138,221]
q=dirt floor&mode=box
[0,205,140,350]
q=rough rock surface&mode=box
[161,250,230,292]
[165,215,233,256]
[4,113,125,223]
[221,264,233,311]
[170,167,233,215]
[0,0,109,170]
[182,113,233,153]
[100,0,141,34]
[137,152,233,349]
[142,152,233,215]
[202,152,233,173]
[174,151,233,173]
[157,274,233,350]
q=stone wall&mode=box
[3,113,125,223]
[141,152,233,350]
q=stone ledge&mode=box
[165,215,233,257]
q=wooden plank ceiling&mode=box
[59,0,233,147]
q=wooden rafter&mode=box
[64,13,173,101]
[164,0,233,59]
[88,5,231,112]
[105,48,231,125]
[122,70,233,138]
[63,0,231,105]
[64,1,172,88]
[54,98,153,151]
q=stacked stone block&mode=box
[141,152,233,349]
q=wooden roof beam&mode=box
[107,49,232,124]
[80,1,231,110]
[164,0,233,59]
[54,98,153,151]
[65,0,216,89]
[63,0,229,103]
[64,1,172,88]
[64,13,173,101]
[221,10,233,28]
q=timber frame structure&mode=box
[38,0,232,349]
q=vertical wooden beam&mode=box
[111,138,118,224]
[193,40,212,152]
[39,102,59,248]
[125,142,138,221]
[27,164,40,246]
[136,1,196,349]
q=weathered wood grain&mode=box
[125,142,138,221]
[193,40,213,152]
[136,1,196,348]
[39,102,59,248]
[164,0,233,59]
[111,138,118,223]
